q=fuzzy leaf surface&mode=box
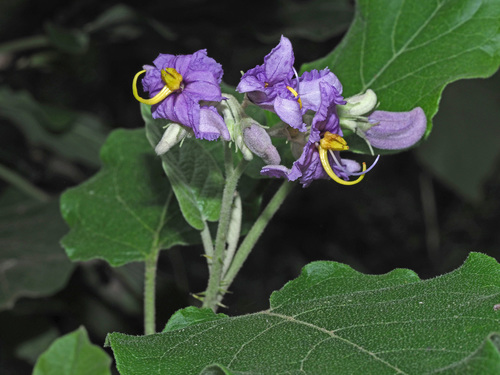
[60,129,198,267]
[143,104,225,230]
[107,252,500,374]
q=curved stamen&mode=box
[292,66,300,94]
[286,85,302,109]
[318,145,366,185]
[329,150,380,176]
[132,70,173,105]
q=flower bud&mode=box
[366,107,427,150]
[154,123,188,155]
[217,95,253,160]
[242,121,281,165]
[339,89,378,117]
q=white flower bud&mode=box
[338,89,378,117]
[155,123,188,155]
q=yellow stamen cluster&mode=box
[132,68,183,105]
[318,131,366,186]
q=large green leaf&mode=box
[0,189,74,310]
[33,326,111,375]
[302,0,500,150]
[142,104,225,231]
[107,252,500,374]
[60,128,198,267]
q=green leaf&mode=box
[302,0,500,151]
[60,128,199,267]
[0,190,74,310]
[142,104,225,230]
[107,252,500,374]
[33,326,111,375]
[163,306,228,333]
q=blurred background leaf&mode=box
[0,189,74,311]
[416,71,500,202]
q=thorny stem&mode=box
[200,221,214,261]
[202,144,248,311]
[223,181,293,293]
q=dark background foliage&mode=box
[1,0,499,373]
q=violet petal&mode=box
[366,107,427,150]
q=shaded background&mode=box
[1,0,499,373]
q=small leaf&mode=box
[33,326,111,375]
[60,129,199,267]
[0,190,74,310]
[142,104,225,230]
[163,307,228,333]
[302,0,500,152]
[107,252,500,374]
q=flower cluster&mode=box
[132,36,426,187]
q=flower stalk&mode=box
[202,148,248,311]
[144,250,159,335]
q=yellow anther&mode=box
[286,85,302,109]
[132,68,183,105]
[161,68,183,91]
[320,132,349,151]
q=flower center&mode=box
[161,68,183,91]
[132,68,183,105]
[317,132,366,186]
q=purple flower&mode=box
[133,49,230,141]
[236,36,345,133]
[366,107,427,150]
[236,36,295,111]
[262,82,364,187]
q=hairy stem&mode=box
[223,181,293,291]
[200,221,214,261]
[144,251,159,335]
[202,155,247,311]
